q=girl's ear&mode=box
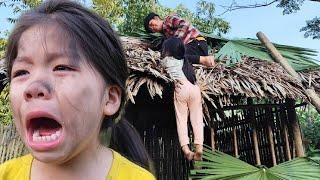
[103,85,122,116]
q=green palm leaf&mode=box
[189,145,320,180]
[204,34,320,71]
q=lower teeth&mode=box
[32,129,61,142]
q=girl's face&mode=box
[9,25,121,164]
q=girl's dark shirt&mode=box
[182,57,196,84]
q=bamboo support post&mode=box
[248,98,261,165]
[267,125,277,166]
[257,31,320,113]
[287,99,305,157]
[283,124,292,160]
[211,128,216,150]
[292,121,305,157]
[233,128,239,157]
[252,129,261,165]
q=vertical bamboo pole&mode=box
[292,122,305,157]
[248,98,261,165]
[252,129,261,165]
[267,124,277,166]
[287,99,305,157]
[283,124,292,160]
[211,128,216,150]
[233,128,239,157]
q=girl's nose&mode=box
[24,80,52,101]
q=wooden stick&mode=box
[283,124,292,160]
[248,98,261,165]
[211,128,216,150]
[267,125,277,166]
[257,31,320,113]
[252,128,261,165]
[233,127,239,157]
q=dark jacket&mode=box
[182,57,196,84]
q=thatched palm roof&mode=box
[122,36,320,108]
[1,37,319,106]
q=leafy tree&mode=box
[297,105,320,151]
[92,0,230,35]
[0,85,12,125]
[221,0,320,39]
[92,0,124,29]
[300,17,320,39]
[0,0,42,23]
[193,0,229,35]
[92,0,155,33]
[0,38,6,58]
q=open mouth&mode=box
[30,117,62,142]
[27,115,63,151]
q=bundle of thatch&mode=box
[122,36,319,109]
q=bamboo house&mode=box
[121,36,320,179]
[1,36,320,180]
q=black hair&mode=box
[5,0,153,173]
[161,37,185,59]
[144,12,159,33]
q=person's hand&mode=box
[175,80,184,91]
[200,56,215,67]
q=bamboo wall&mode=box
[126,85,304,179]
[210,98,300,167]
[0,124,27,164]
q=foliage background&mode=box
[92,0,230,35]
[0,85,12,125]
[297,105,320,151]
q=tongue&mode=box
[39,127,60,136]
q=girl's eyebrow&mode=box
[14,52,75,65]
[14,56,33,65]
[46,52,69,63]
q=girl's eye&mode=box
[53,65,74,71]
[12,70,29,78]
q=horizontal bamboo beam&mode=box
[216,102,307,111]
